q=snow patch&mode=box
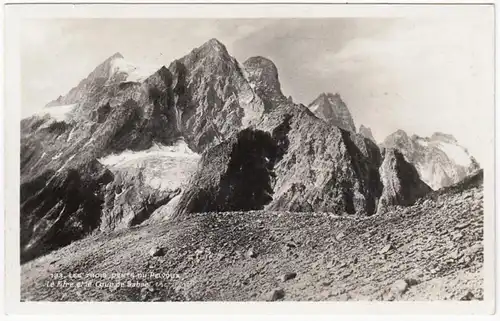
[98,141,199,167]
[110,57,160,83]
[34,104,76,122]
[437,142,473,167]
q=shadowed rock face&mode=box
[20,160,113,263]
[173,128,278,216]
[174,103,387,217]
[377,148,433,213]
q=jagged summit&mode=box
[320,92,341,99]
[109,52,124,60]
[244,56,278,70]
[359,124,375,142]
[378,148,433,213]
[185,38,231,61]
[243,56,285,110]
[307,92,356,132]
[204,38,226,49]
[44,51,162,108]
[382,129,413,150]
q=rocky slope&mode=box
[255,104,382,214]
[20,171,484,301]
[307,92,356,132]
[243,56,287,111]
[382,130,480,190]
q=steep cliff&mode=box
[377,148,433,213]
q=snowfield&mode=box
[109,57,160,83]
[98,141,200,190]
[34,104,77,122]
[98,141,199,167]
[437,142,473,167]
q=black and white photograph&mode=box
[2,1,496,314]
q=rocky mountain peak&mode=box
[91,52,127,79]
[307,92,356,132]
[45,52,130,107]
[243,56,285,111]
[382,129,412,149]
[109,52,124,60]
[359,124,375,142]
[322,92,340,100]
[382,130,479,189]
[204,38,227,50]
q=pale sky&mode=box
[21,13,494,165]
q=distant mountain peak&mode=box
[382,129,479,189]
[109,52,124,60]
[243,56,285,110]
[307,92,356,132]
[205,38,225,48]
[321,92,340,98]
[359,124,375,142]
[394,129,408,137]
[245,56,277,68]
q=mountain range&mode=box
[20,38,480,264]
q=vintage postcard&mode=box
[2,1,496,316]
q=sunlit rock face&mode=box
[382,130,480,190]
